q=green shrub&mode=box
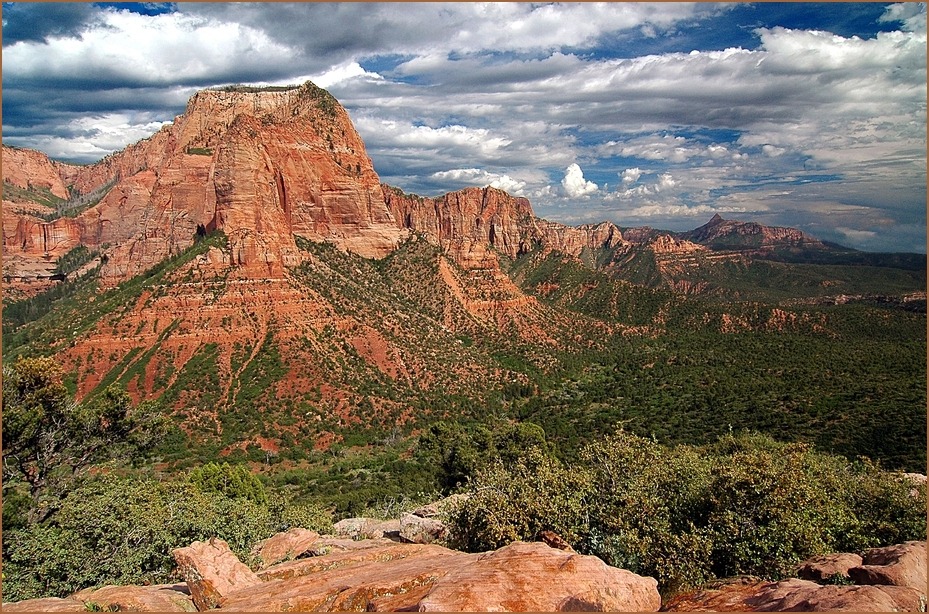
[188,461,268,504]
[1,474,334,601]
[447,448,591,552]
[580,431,716,593]
[447,429,926,596]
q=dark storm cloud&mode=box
[1,2,101,44]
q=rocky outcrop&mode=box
[666,541,928,612]
[4,82,408,282]
[5,533,924,612]
[663,577,924,612]
[417,540,660,612]
[4,534,661,612]
[223,538,661,612]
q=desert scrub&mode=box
[447,430,927,596]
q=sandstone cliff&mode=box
[3,82,408,283]
[1,145,77,200]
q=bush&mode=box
[447,447,591,552]
[188,461,268,504]
[580,431,716,593]
[446,429,926,596]
[1,474,333,601]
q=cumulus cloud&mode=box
[879,2,927,33]
[431,168,527,195]
[561,164,599,198]
[621,168,643,184]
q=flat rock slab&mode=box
[0,597,88,611]
[221,543,471,611]
[73,584,196,612]
[252,527,321,568]
[225,540,661,612]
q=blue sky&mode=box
[2,2,926,252]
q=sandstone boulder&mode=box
[417,541,660,612]
[796,552,863,583]
[399,512,447,544]
[251,528,321,568]
[171,537,261,610]
[332,516,401,540]
[72,584,196,612]
[849,541,927,594]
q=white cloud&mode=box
[762,144,786,157]
[879,3,927,33]
[621,168,642,184]
[3,9,299,86]
[561,163,599,197]
[431,168,527,195]
[657,173,677,190]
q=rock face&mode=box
[3,82,408,282]
[384,185,639,269]
[1,145,75,200]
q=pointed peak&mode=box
[708,213,725,224]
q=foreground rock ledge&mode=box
[5,536,925,612]
[2,537,660,612]
[220,539,661,612]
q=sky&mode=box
[2,3,926,253]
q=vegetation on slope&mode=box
[2,230,925,603]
